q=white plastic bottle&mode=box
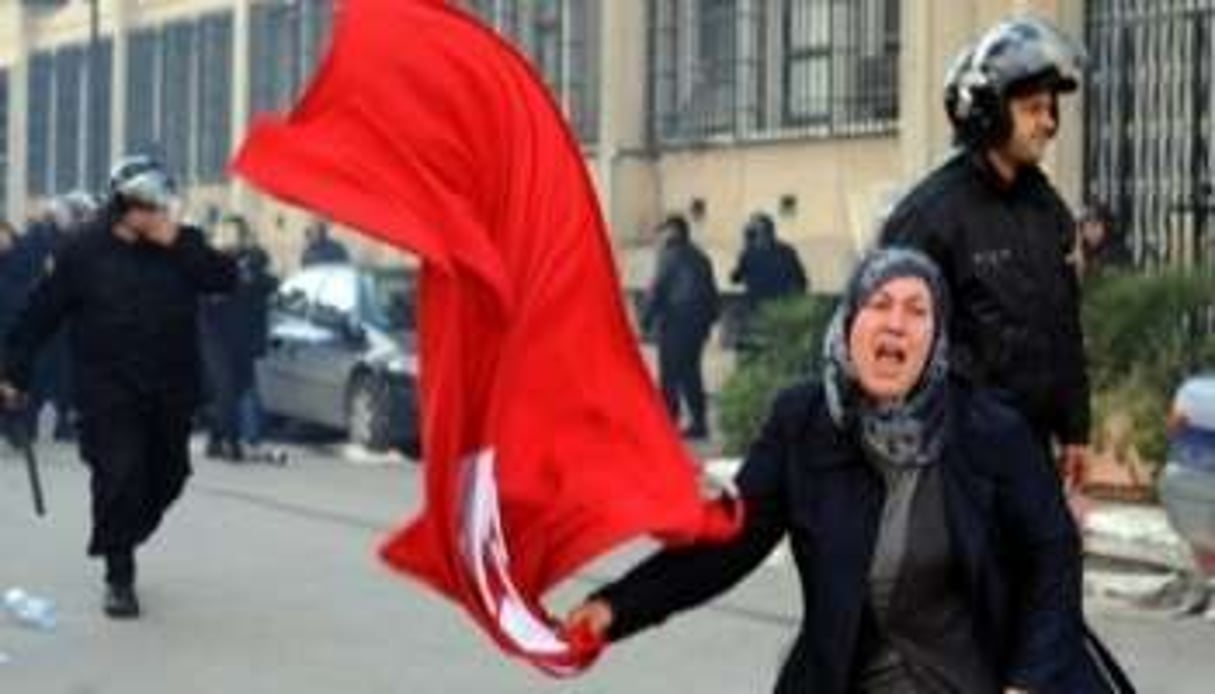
[3,588,57,630]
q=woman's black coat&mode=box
[597,382,1131,694]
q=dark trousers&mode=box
[78,397,193,570]
[658,325,709,430]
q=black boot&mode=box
[103,551,140,618]
[104,583,141,619]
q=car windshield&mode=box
[364,269,415,331]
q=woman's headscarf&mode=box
[823,248,951,467]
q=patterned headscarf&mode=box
[823,248,951,467]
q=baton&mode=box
[4,406,46,517]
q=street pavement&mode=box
[2,439,1214,693]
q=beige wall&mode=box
[615,135,901,292]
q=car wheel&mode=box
[347,375,394,452]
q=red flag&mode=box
[232,0,740,675]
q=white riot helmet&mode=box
[944,14,1087,147]
[108,155,178,210]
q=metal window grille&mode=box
[196,13,233,183]
[649,0,899,147]
[85,39,113,191]
[250,0,334,119]
[459,0,601,145]
[53,46,83,194]
[26,52,54,197]
[1085,0,1215,269]
[125,11,234,185]
[160,20,196,183]
[126,28,160,161]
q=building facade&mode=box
[2,1,1208,285]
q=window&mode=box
[53,47,83,194]
[125,11,235,185]
[783,0,830,124]
[27,53,54,196]
[648,0,900,146]
[196,14,233,183]
[160,21,195,182]
[249,0,334,119]
[650,0,740,142]
[85,39,113,190]
[126,28,160,159]
[459,0,601,144]
[28,42,114,198]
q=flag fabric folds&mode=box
[232,0,740,675]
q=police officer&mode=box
[642,214,720,440]
[880,16,1091,485]
[0,155,237,619]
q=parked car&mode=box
[257,263,420,457]
[1160,374,1215,576]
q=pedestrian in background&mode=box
[642,214,719,440]
[300,219,350,267]
[1077,200,1132,277]
[729,211,808,354]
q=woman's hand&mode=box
[564,599,614,640]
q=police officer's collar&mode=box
[966,148,1041,195]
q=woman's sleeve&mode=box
[594,391,794,642]
[995,418,1086,690]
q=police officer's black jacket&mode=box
[880,150,1089,444]
[2,217,237,409]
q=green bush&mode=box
[717,269,1215,465]
[717,295,837,455]
[1083,269,1215,396]
[1084,269,1215,467]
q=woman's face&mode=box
[848,276,936,403]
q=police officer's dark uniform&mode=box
[643,215,720,439]
[880,17,1091,453]
[1,156,237,618]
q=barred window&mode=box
[126,28,160,159]
[196,14,233,183]
[27,53,53,197]
[783,0,830,124]
[27,44,112,198]
[85,39,114,190]
[460,0,601,144]
[53,47,83,194]
[1085,0,1215,268]
[125,11,235,186]
[649,0,736,141]
[650,0,899,147]
[250,0,334,118]
[160,21,196,181]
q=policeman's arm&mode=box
[171,226,239,294]
[788,247,809,293]
[641,250,673,332]
[1056,267,1091,445]
[2,255,79,392]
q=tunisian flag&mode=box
[232,0,740,676]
